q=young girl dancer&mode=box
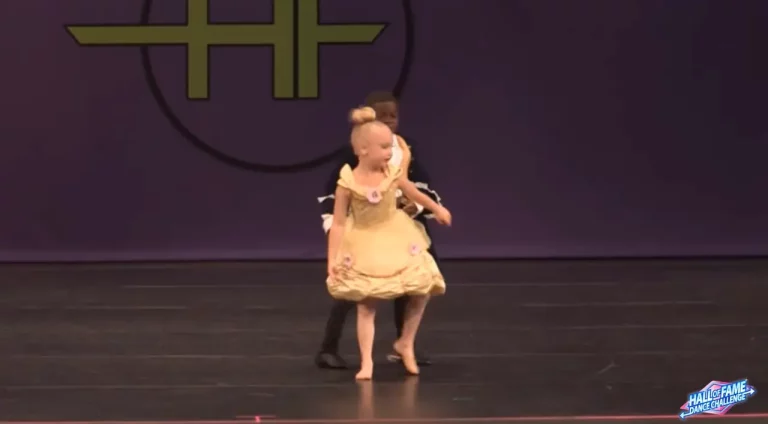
[316,91,442,370]
[326,106,451,380]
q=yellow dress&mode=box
[326,164,446,301]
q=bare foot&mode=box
[393,340,419,375]
[355,361,373,380]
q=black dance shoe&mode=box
[315,351,349,369]
[386,350,432,366]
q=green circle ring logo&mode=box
[66,0,415,173]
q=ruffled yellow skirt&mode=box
[326,210,446,301]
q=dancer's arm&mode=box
[403,140,443,220]
[396,135,411,177]
[397,176,451,226]
[327,185,351,269]
[318,148,356,233]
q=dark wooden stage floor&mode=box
[1,259,767,423]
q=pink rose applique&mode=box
[342,254,353,268]
[366,189,382,204]
[409,243,421,256]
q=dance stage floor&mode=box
[0,259,767,424]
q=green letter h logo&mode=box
[66,0,386,99]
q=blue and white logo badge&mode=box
[679,379,756,420]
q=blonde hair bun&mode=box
[349,106,376,125]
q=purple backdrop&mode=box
[1,0,767,261]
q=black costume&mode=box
[316,137,441,368]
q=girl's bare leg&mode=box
[393,295,429,374]
[355,299,377,380]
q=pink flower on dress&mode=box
[342,254,353,268]
[409,243,421,256]
[366,189,382,204]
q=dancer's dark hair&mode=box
[364,91,397,106]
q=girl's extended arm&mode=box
[327,185,351,265]
[397,176,443,215]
